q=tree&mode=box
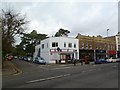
[17,30,48,57]
[54,28,70,37]
[1,8,28,60]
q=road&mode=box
[2,59,119,88]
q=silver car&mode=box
[33,57,46,64]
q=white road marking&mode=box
[82,70,87,73]
[52,67,71,70]
[26,74,71,84]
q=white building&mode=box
[33,37,79,64]
[116,32,120,58]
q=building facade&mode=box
[116,32,120,58]
[76,33,116,61]
[34,37,79,64]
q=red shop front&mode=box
[107,50,117,58]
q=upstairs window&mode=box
[68,43,72,48]
[86,43,88,49]
[90,44,92,49]
[81,43,84,49]
[52,42,58,47]
[42,44,44,49]
[74,44,76,48]
[64,43,66,47]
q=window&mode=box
[42,44,44,49]
[118,45,120,50]
[64,43,66,47]
[81,43,84,49]
[68,43,72,48]
[74,44,76,48]
[47,43,48,48]
[86,43,88,49]
[90,44,92,49]
[52,42,58,47]
[118,38,120,44]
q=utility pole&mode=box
[93,36,96,61]
[107,29,109,58]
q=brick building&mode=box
[76,33,116,61]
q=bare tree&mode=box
[1,8,28,60]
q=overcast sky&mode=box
[1,0,119,44]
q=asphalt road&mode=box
[2,59,119,88]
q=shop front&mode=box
[107,50,117,58]
[95,50,106,59]
[117,51,120,58]
[58,49,78,64]
[79,49,94,61]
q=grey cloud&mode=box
[2,1,118,38]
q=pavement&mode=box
[2,61,22,76]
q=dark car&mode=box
[33,57,46,65]
[19,56,28,61]
[23,56,28,61]
[94,58,108,64]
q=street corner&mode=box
[2,61,22,76]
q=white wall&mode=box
[34,37,79,63]
[49,37,79,59]
[41,38,50,63]
[116,34,120,51]
[33,44,41,61]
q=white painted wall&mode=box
[34,37,79,63]
[41,38,50,63]
[33,44,41,61]
[116,33,120,51]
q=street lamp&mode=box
[107,29,109,37]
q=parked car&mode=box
[94,58,108,64]
[116,58,120,62]
[33,57,46,64]
[27,57,32,62]
[19,56,28,61]
[106,57,119,63]
[19,56,24,60]
[14,56,18,59]
[23,56,28,61]
[7,55,13,61]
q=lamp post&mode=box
[107,29,109,37]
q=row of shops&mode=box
[34,36,119,64]
[79,49,118,61]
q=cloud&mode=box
[2,1,118,44]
